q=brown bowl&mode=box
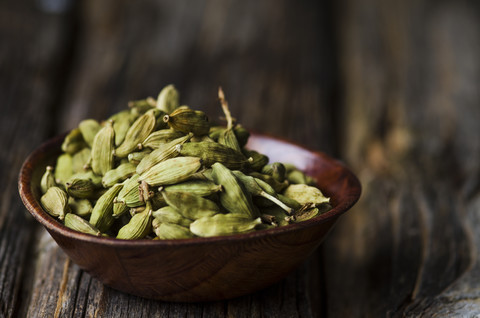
[18,133,361,302]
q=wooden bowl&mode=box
[18,133,361,302]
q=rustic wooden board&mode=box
[323,0,480,316]
[2,0,480,317]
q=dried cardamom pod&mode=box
[91,120,115,175]
[64,213,101,236]
[249,172,289,193]
[78,119,101,147]
[114,174,142,218]
[117,204,152,240]
[61,128,87,155]
[152,206,193,227]
[277,193,303,210]
[156,84,180,114]
[162,191,219,219]
[127,149,152,164]
[260,206,290,226]
[190,214,261,237]
[65,178,98,199]
[179,141,249,170]
[136,133,192,175]
[163,180,222,197]
[282,184,330,207]
[89,183,123,232]
[102,162,136,187]
[232,170,293,215]
[72,148,91,174]
[261,162,286,183]
[68,197,93,217]
[40,186,70,220]
[286,169,308,184]
[211,162,257,218]
[163,108,210,136]
[208,126,225,141]
[140,129,185,149]
[40,166,56,194]
[128,97,156,113]
[243,150,268,171]
[68,170,103,188]
[139,156,202,186]
[109,109,138,147]
[153,220,194,239]
[233,125,250,148]
[115,108,159,157]
[54,153,73,184]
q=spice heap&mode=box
[39,85,331,239]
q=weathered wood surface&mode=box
[1,0,479,317]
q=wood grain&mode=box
[3,0,480,316]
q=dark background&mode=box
[1,0,480,317]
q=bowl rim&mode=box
[18,132,361,247]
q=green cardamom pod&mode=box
[208,126,225,141]
[109,109,138,147]
[89,183,123,232]
[68,170,103,188]
[156,84,180,114]
[91,120,115,175]
[277,193,303,210]
[115,108,159,157]
[232,170,293,215]
[64,213,101,236]
[128,97,156,114]
[152,206,193,227]
[163,180,222,197]
[68,197,93,217]
[136,133,192,175]
[190,214,261,237]
[218,128,243,153]
[282,184,330,207]
[61,128,87,155]
[249,172,289,193]
[140,129,185,149]
[162,191,219,219]
[40,186,70,220]
[78,119,101,147]
[40,166,56,194]
[114,174,142,218]
[211,162,257,218]
[54,153,73,184]
[179,141,249,170]
[72,147,91,174]
[117,205,152,240]
[102,162,137,187]
[153,220,194,239]
[139,156,202,186]
[127,149,152,165]
[163,108,210,136]
[260,206,290,226]
[234,125,250,148]
[286,169,308,185]
[65,177,98,199]
[243,150,269,171]
[261,162,286,183]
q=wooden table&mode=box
[2,0,479,316]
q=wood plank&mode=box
[26,0,336,317]
[0,1,74,317]
[323,0,480,316]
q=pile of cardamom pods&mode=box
[39,85,331,239]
